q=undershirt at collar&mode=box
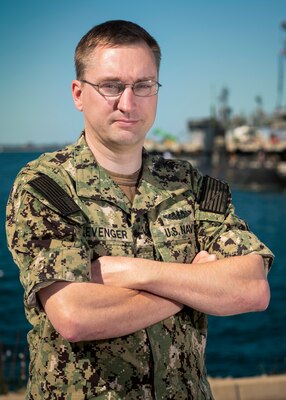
[104,167,142,204]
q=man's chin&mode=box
[110,129,146,148]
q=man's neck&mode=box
[85,133,143,175]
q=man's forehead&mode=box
[89,42,155,59]
[85,43,158,76]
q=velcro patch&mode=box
[29,175,81,217]
[198,175,230,214]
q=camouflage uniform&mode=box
[6,134,273,399]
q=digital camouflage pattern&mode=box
[6,134,274,399]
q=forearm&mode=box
[39,281,182,341]
[94,254,270,316]
[139,254,269,315]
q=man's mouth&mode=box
[114,119,139,126]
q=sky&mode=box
[0,0,285,145]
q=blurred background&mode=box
[0,0,286,393]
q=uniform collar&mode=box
[73,134,190,214]
[132,150,191,214]
[73,134,130,213]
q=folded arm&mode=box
[91,252,270,316]
[38,282,183,342]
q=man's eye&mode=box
[136,82,152,89]
[101,82,120,89]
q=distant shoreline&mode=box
[0,144,67,153]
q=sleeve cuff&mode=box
[26,246,90,309]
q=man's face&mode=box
[72,43,159,151]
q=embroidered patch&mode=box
[29,175,81,216]
[198,175,230,214]
[163,210,192,220]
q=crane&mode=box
[277,21,286,109]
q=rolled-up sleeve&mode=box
[195,203,274,271]
[7,189,90,310]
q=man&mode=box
[6,20,273,399]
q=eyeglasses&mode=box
[81,79,162,97]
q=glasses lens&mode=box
[134,81,158,97]
[97,80,160,97]
[99,82,123,96]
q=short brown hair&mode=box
[75,20,161,79]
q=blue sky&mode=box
[0,0,285,145]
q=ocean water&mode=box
[0,152,286,389]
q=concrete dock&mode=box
[209,374,286,399]
[1,374,286,399]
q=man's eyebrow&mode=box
[137,75,157,81]
[95,75,158,82]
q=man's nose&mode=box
[116,87,136,112]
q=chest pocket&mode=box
[82,200,134,260]
[149,197,198,264]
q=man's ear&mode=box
[71,80,83,111]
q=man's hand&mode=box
[192,250,217,264]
